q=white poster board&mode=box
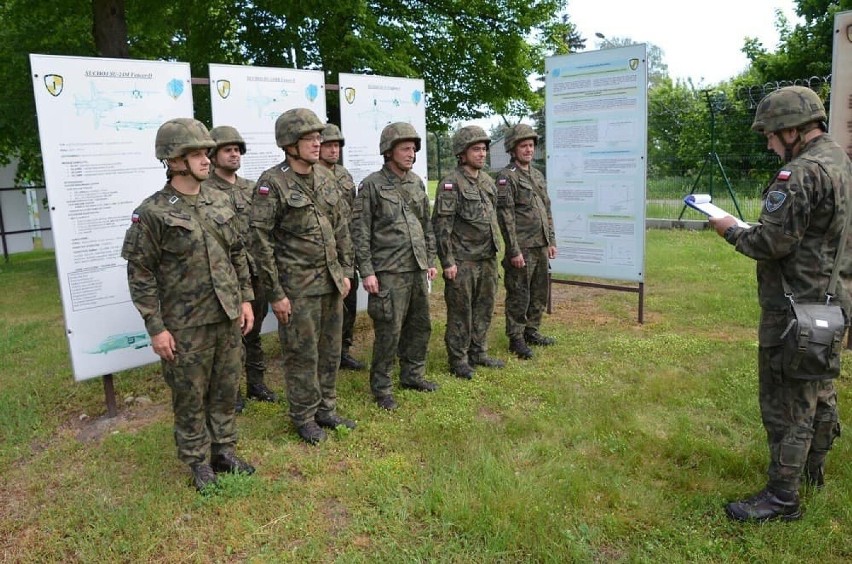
[830,10,852,158]
[545,45,647,282]
[338,73,428,186]
[208,64,326,182]
[30,54,193,381]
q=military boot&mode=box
[524,329,555,346]
[401,379,439,392]
[190,463,218,492]
[316,412,357,430]
[375,395,398,411]
[211,452,256,475]
[804,453,826,489]
[340,351,366,370]
[724,488,801,522]
[451,363,475,380]
[509,337,534,359]
[296,420,327,445]
[235,391,245,414]
[470,355,505,369]
[247,382,278,403]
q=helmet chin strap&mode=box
[781,137,800,164]
[166,158,206,181]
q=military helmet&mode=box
[380,122,421,154]
[452,125,491,156]
[209,125,247,155]
[751,86,827,134]
[321,124,345,147]
[155,118,216,160]
[503,123,539,153]
[275,108,326,148]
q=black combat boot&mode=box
[509,337,534,359]
[190,463,218,491]
[451,363,475,380]
[296,420,327,445]
[400,379,439,392]
[470,355,506,369]
[247,382,278,403]
[804,455,826,489]
[316,412,357,430]
[724,487,801,522]
[235,391,245,414]
[211,452,256,475]
[340,351,366,370]
[375,395,398,411]
[524,329,555,346]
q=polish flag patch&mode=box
[443,183,454,191]
[777,170,792,181]
[258,185,270,196]
[131,212,140,223]
[497,178,508,186]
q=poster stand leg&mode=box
[103,374,118,418]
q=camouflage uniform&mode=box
[496,133,556,342]
[352,163,437,398]
[433,156,502,370]
[724,87,850,497]
[251,161,353,427]
[122,183,253,466]
[328,159,360,361]
[202,171,269,391]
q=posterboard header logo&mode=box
[44,74,64,97]
[344,87,356,104]
[629,58,639,71]
[216,79,231,99]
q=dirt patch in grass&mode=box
[72,401,170,443]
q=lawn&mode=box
[1,230,850,562]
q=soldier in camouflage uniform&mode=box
[319,123,366,371]
[432,125,505,379]
[496,124,557,360]
[710,86,851,522]
[122,118,256,491]
[351,122,439,410]
[203,126,278,412]
[250,108,356,445]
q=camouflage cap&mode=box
[275,108,325,148]
[452,125,491,156]
[380,122,421,154]
[503,123,539,154]
[321,124,345,147]
[155,118,216,160]
[751,86,827,134]
[209,125,247,155]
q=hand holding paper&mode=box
[683,194,750,229]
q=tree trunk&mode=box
[92,0,129,58]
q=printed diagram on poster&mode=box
[209,64,326,182]
[30,54,194,381]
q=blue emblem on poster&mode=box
[305,83,318,102]
[411,90,422,105]
[167,79,184,100]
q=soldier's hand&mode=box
[427,267,438,281]
[510,253,526,268]
[548,246,557,260]
[363,275,379,294]
[271,297,292,324]
[240,302,254,336]
[342,277,351,298]
[443,265,458,280]
[708,215,737,237]
[152,330,176,362]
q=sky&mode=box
[565,0,801,85]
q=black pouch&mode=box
[781,302,846,380]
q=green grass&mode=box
[1,232,851,561]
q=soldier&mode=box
[319,123,366,371]
[710,86,851,522]
[250,108,356,445]
[121,118,256,491]
[351,122,439,410]
[496,124,557,360]
[203,125,278,412]
[432,125,504,379]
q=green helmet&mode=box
[452,125,490,156]
[503,123,539,154]
[155,118,216,160]
[209,125,246,155]
[321,124,345,147]
[380,122,421,154]
[275,108,325,148]
[751,86,827,134]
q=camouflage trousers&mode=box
[277,292,343,426]
[503,246,549,339]
[243,276,268,386]
[342,274,359,354]
[444,257,498,368]
[759,343,841,491]
[162,319,241,466]
[368,270,431,398]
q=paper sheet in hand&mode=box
[683,194,750,228]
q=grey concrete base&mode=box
[647,218,713,230]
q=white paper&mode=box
[684,194,750,228]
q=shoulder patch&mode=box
[765,190,787,213]
[497,178,508,186]
[776,170,792,181]
[131,212,140,224]
[443,182,454,191]
[258,185,270,196]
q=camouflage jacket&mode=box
[201,172,258,273]
[432,165,501,266]
[725,135,852,328]
[121,183,254,336]
[250,161,353,301]
[328,163,357,214]
[351,164,436,277]
[495,161,555,257]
